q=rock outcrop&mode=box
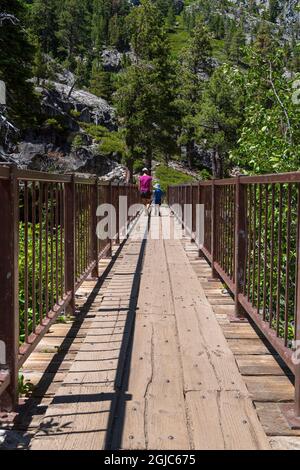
[186,0,300,42]
[0,79,126,178]
[39,81,116,130]
[101,48,122,72]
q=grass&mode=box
[167,7,228,63]
[168,15,190,58]
[155,164,196,193]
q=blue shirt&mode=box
[154,188,163,204]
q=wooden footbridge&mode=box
[0,166,300,450]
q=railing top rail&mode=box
[0,165,137,186]
[73,175,98,185]
[17,169,73,183]
[168,171,300,188]
[239,172,300,184]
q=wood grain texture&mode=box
[28,210,271,450]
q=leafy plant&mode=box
[71,133,84,150]
[18,373,34,396]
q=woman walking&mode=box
[139,168,153,215]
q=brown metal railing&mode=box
[168,173,300,424]
[0,165,139,410]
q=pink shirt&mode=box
[139,175,152,193]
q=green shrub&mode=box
[72,133,84,150]
[45,118,63,132]
[81,123,126,158]
[70,109,81,119]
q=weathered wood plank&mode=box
[227,339,273,355]
[30,218,146,450]
[269,436,300,450]
[245,376,295,402]
[222,324,264,340]
[166,236,269,449]
[255,402,300,437]
[235,355,291,376]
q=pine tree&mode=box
[0,0,37,127]
[91,0,111,51]
[166,4,176,31]
[196,65,245,178]
[178,19,213,168]
[90,59,114,101]
[29,0,59,55]
[56,0,91,66]
[116,0,178,172]
[229,27,246,65]
[129,0,165,61]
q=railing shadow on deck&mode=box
[104,217,150,450]
[105,233,147,450]
[12,223,140,436]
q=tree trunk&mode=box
[186,141,194,169]
[127,157,134,183]
[164,153,170,166]
[211,148,223,179]
[145,147,152,173]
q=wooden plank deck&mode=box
[182,236,300,450]
[2,209,273,450]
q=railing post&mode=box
[281,185,300,427]
[295,188,300,419]
[198,183,204,259]
[190,183,195,242]
[232,176,247,322]
[107,182,113,258]
[0,166,19,410]
[182,186,185,230]
[116,183,120,245]
[211,179,218,278]
[91,178,99,278]
[64,175,76,315]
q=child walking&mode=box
[153,184,163,216]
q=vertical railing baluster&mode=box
[64,175,76,315]
[234,176,247,319]
[269,184,275,328]
[116,183,120,245]
[276,185,283,336]
[107,183,113,258]
[91,179,99,278]
[262,185,269,321]
[24,181,29,343]
[211,179,218,278]
[284,184,292,346]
